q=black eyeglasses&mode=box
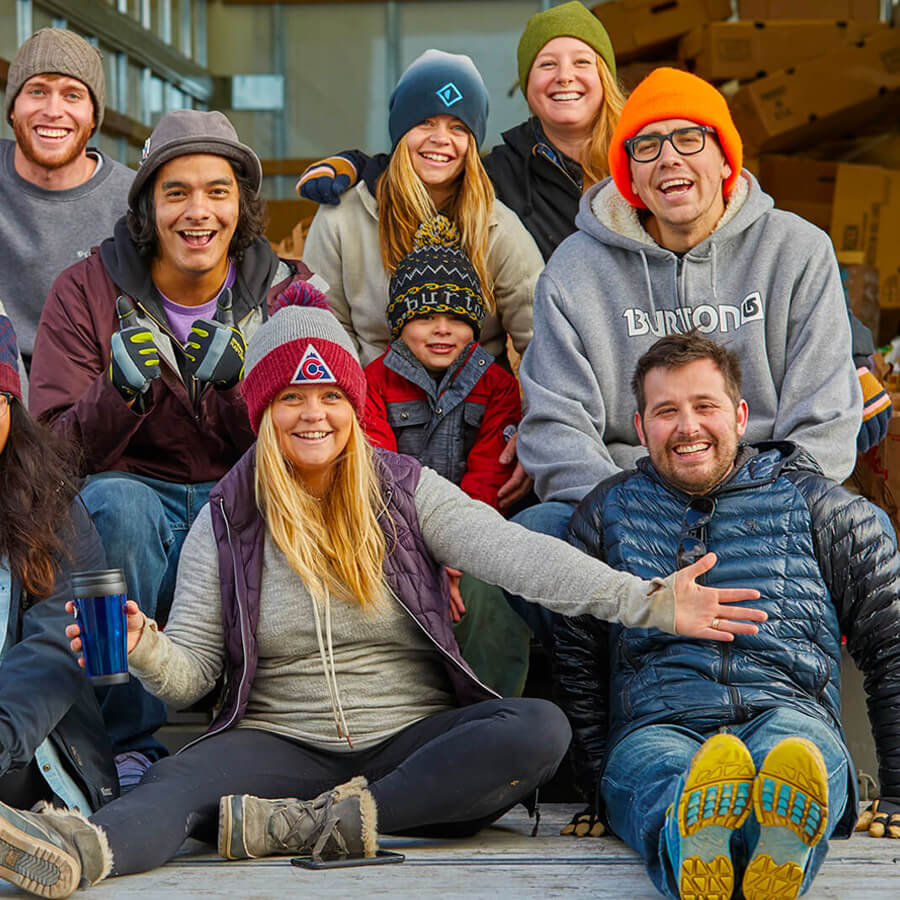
[624,125,715,163]
[676,496,716,569]
[0,392,12,409]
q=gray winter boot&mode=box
[0,801,112,899]
[218,776,378,861]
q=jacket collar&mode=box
[635,440,817,500]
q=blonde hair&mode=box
[377,134,497,312]
[580,58,626,189]
[255,408,388,610]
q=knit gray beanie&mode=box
[6,28,105,133]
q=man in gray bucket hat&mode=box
[1,28,134,367]
[28,108,319,788]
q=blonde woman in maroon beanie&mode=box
[0,298,764,897]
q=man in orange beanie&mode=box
[509,66,888,653]
[517,67,872,498]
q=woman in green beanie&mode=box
[484,0,625,258]
[298,1,625,262]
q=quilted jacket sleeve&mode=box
[550,487,614,809]
[800,472,900,798]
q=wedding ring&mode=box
[711,617,720,630]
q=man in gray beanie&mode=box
[28,107,321,791]
[0,28,134,366]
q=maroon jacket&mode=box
[29,218,312,483]
[185,445,498,753]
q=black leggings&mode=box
[90,698,571,876]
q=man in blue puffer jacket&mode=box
[553,332,900,900]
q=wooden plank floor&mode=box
[1,804,895,898]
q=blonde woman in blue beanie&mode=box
[299,2,625,262]
[302,49,542,375]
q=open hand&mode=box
[497,435,534,509]
[673,552,766,641]
[65,599,147,666]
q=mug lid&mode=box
[71,568,127,596]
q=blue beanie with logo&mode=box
[388,49,489,150]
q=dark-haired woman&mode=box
[0,313,117,820]
[27,109,317,789]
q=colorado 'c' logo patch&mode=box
[291,344,336,384]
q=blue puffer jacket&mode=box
[554,442,900,838]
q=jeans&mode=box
[90,698,572,876]
[81,472,216,760]
[602,708,850,899]
[503,501,576,652]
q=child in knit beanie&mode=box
[364,215,520,513]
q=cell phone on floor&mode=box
[291,850,405,869]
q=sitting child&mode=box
[363,215,521,511]
[364,217,530,696]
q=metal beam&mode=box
[34,0,211,102]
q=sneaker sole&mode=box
[218,795,252,861]
[0,817,79,899]
[677,734,755,900]
[743,737,828,900]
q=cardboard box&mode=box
[679,21,883,83]
[848,132,900,170]
[737,0,881,21]
[616,59,685,93]
[830,164,900,309]
[758,155,837,231]
[592,0,731,64]
[728,29,900,156]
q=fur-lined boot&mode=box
[0,801,112,899]
[218,776,378,861]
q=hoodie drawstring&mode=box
[310,585,352,748]
[639,250,656,316]
[710,243,719,300]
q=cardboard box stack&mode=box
[589,0,900,527]
[591,0,731,64]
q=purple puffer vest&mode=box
[182,445,496,752]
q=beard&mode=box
[651,429,739,496]
[12,116,92,172]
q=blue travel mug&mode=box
[71,569,130,686]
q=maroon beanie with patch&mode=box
[242,286,365,433]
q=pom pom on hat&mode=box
[387,214,485,340]
[608,67,743,209]
[242,296,365,434]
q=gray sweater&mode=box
[129,467,676,748]
[0,140,133,357]
[518,172,861,502]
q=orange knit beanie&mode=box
[608,67,742,209]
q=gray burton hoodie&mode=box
[518,172,861,503]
